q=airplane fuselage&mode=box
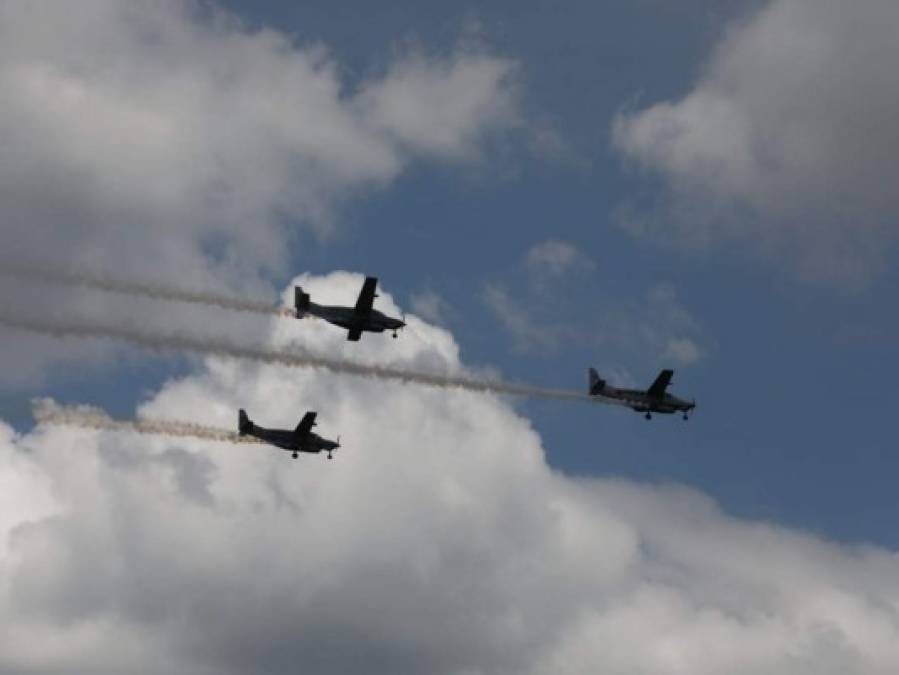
[295,277,405,341]
[244,424,339,454]
[596,386,694,415]
[306,302,405,334]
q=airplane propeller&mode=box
[683,399,697,421]
[393,313,406,338]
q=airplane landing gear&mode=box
[292,452,298,459]
[683,412,689,421]
[645,412,652,420]
[327,451,333,460]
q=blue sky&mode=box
[2,0,897,547]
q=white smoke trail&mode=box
[0,262,294,317]
[32,399,262,444]
[1,313,602,404]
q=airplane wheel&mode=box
[292,452,298,459]
[683,414,689,421]
[645,412,651,420]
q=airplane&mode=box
[295,276,405,341]
[238,409,340,459]
[588,368,696,420]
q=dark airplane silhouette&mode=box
[295,276,405,341]
[238,409,340,459]
[589,368,695,420]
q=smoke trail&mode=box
[33,399,262,444]
[0,262,294,317]
[1,313,603,404]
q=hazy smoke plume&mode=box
[0,262,294,317]
[1,313,598,404]
[33,399,261,444]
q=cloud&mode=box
[612,0,899,283]
[482,282,573,352]
[482,239,595,353]
[357,46,519,161]
[485,245,704,365]
[484,240,593,353]
[1,273,898,674]
[645,283,705,367]
[664,336,703,367]
[409,289,456,325]
[0,0,520,383]
[525,239,595,280]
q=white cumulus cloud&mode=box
[1,272,897,674]
[612,0,899,283]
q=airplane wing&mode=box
[295,411,317,436]
[354,276,378,313]
[647,369,674,398]
[346,328,363,341]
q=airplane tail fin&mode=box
[294,286,311,318]
[238,409,253,435]
[588,368,606,395]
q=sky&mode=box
[2,1,899,673]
